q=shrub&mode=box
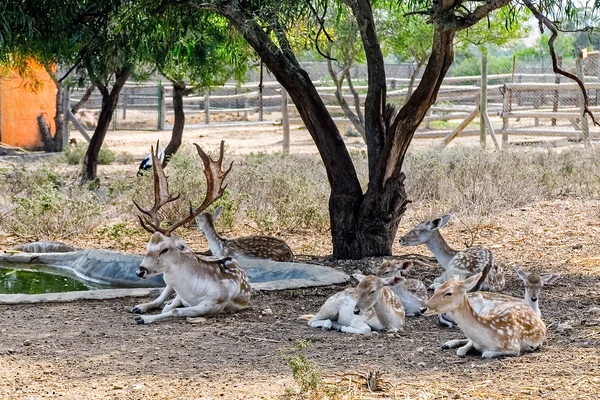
[7,183,102,239]
[63,143,115,165]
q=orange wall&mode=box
[0,61,56,149]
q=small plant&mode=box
[280,340,341,400]
[63,143,115,165]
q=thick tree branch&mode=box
[521,0,600,127]
[444,0,512,31]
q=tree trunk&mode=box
[214,3,456,258]
[82,66,132,182]
[54,83,64,151]
[162,80,186,167]
[71,84,96,114]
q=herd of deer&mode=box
[129,142,559,359]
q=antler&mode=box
[135,140,232,236]
[162,141,232,235]
[134,141,180,234]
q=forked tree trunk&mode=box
[83,66,132,182]
[162,80,186,167]
[215,3,456,258]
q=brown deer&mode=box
[130,141,251,324]
[300,275,405,334]
[195,205,294,262]
[375,260,427,317]
[399,214,504,292]
[421,274,546,358]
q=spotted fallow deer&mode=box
[376,260,427,317]
[421,274,546,358]
[196,205,294,262]
[399,214,504,292]
[130,141,251,324]
[300,275,405,334]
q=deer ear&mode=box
[431,214,451,230]
[177,243,191,253]
[352,273,366,283]
[383,276,406,287]
[462,273,482,290]
[541,274,560,285]
[448,274,460,282]
[514,267,529,282]
[399,260,413,272]
[213,205,224,220]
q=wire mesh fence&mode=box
[67,54,600,146]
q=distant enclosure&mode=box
[69,53,600,147]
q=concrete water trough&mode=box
[0,242,350,304]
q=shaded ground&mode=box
[1,199,600,399]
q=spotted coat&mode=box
[197,206,294,262]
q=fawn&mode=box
[422,274,546,358]
[399,214,504,292]
[196,205,294,262]
[375,260,427,317]
[300,275,405,334]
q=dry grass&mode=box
[2,144,600,245]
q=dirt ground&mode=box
[1,125,600,399]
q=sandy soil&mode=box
[1,126,600,399]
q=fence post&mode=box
[577,50,590,146]
[204,89,211,125]
[244,94,249,121]
[480,46,488,149]
[62,88,70,149]
[502,87,510,147]
[157,82,165,130]
[281,87,290,153]
[122,87,128,120]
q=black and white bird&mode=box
[137,141,165,176]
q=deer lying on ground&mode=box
[196,205,294,261]
[421,273,546,358]
[376,260,427,317]
[399,214,505,292]
[130,141,251,324]
[468,266,560,318]
[300,275,405,334]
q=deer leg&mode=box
[456,340,475,357]
[307,294,344,331]
[438,313,456,328]
[340,320,372,335]
[442,338,470,350]
[131,286,175,314]
[308,318,334,331]
[134,300,220,324]
[162,295,183,313]
[481,348,519,358]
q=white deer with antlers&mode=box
[130,141,251,324]
[421,274,546,358]
[399,214,505,292]
[196,205,294,261]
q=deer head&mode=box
[134,141,232,279]
[377,260,413,278]
[421,273,481,316]
[354,275,405,315]
[514,267,560,304]
[399,214,452,246]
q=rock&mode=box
[572,243,583,250]
[22,340,32,346]
[261,308,273,315]
[588,306,600,314]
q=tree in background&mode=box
[138,9,252,166]
[155,0,600,259]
